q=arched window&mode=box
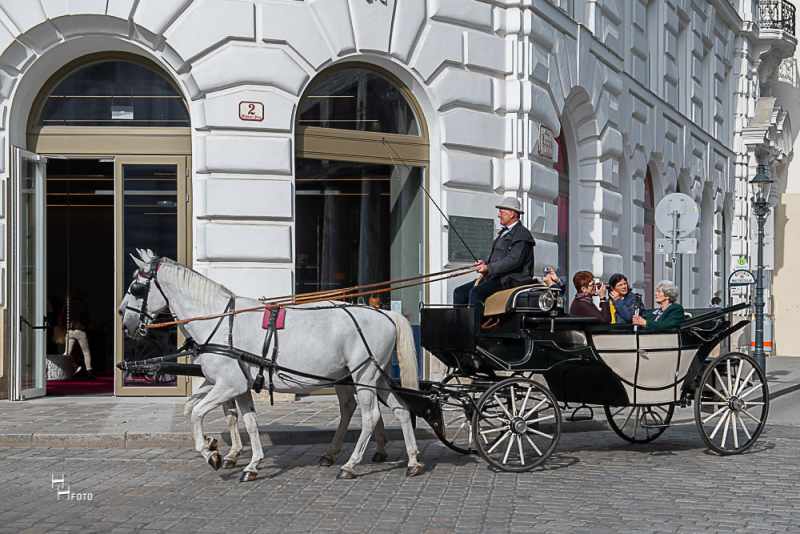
[294,66,428,351]
[555,132,570,279]
[644,170,655,307]
[36,59,189,127]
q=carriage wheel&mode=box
[472,377,561,472]
[694,352,769,455]
[436,374,480,455]
[604,404,675,443]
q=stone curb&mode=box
[0,381,794,451]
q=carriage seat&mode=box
[483,282,549,317]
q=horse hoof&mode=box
[405,464,425,477]
[319,455,335,467]
[208,451,222,471]
[222,458,238,469]
[372,451,388,463]
[239,471,258,483]
[338,468,357,480]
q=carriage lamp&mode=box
[538,290,556,312]
[750,164,774,371]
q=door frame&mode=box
[113,155,191,396]
[9,147,48,400]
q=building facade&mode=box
[0,0,791,399]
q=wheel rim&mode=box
[439,375,480,454]
[473,378,561,472]
[604,404,674,443]
[695,353,769,455]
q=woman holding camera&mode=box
[569,271,612,323]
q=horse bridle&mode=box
[125,257,172,336]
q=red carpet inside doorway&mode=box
[46,374,114,396]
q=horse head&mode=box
[119,248,169,337]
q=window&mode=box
[38,60,189,127]
[297,68,419,135]
[294,66,428,348]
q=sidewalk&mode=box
[2,356,799,450]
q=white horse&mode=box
[183,381,388,469]
[119,250,422,481]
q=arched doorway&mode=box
[643,170,655,307]
[14,54,192,398]
[294,64,429,375]
[555,132,570,284]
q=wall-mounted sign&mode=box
[448,216,493,263]
[538,125,555,159]
[239,101,264,122]
[728,269,756,287]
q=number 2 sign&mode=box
[239,101,264,122]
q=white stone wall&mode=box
[0,0,743,312]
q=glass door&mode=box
[114,156,190,396]
[11,148,47,400]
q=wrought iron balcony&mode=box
[760,0,796,36]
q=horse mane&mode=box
[157,258,234,308]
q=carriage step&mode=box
[641,418,694,429]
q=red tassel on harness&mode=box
[261,306,286,330]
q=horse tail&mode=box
[389,312,419,391]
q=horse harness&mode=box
[127,257,397,405]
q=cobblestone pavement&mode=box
[0,424,796,534]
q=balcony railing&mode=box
[760,0,796,36]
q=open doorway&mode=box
[45,159,114,395]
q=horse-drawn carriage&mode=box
[119,251,768,479]
[413,283,769,472]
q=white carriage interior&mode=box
[592,333,697,405]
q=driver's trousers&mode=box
[453,277,504,329]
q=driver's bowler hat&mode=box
[495,197,524,214]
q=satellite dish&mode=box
[655,193,699,237]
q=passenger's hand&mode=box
[598,284,607,299]
[632,315,646,327]
[610,289,620,300]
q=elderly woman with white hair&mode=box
[632,280,686,331]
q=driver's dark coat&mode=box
[484,222,535,288]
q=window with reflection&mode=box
[297,67,420,135]
[39,60,189,127]
[295,159,423,324]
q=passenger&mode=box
[569,271,612,323]
[453,197,535,326]
[632,280,685,331]
[608,273,637,323]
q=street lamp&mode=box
[750,163,774,371]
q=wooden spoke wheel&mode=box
[472,377,561,472]
[435,374,483,455]
[604,404,675,444]
[694,352,769,455]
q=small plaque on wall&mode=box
[538,125,555,159]
[448,216,493,263]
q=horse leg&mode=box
[339,386,380,479]
[184,380,212,417]
[377,381,424,477]
[372,410,388,463]
[320,385,357,467]
[190,383,240,471]
[222,400,242,469]
[234,392,263,482]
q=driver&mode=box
[453,197,535,325]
